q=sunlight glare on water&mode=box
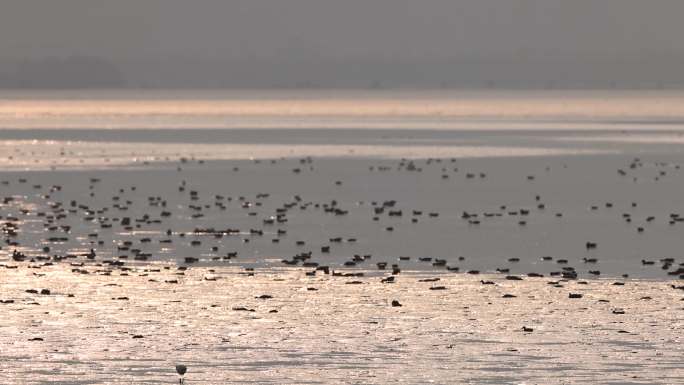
[2,89,684,130]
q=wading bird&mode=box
[176,364,187,384]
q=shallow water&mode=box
[1,90,684,280]
[0,154,683,280]
[1,90,684,383]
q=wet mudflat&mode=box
[2,90,684,383]
[1,143,684,384]
[0,263,682,384]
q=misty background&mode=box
[1,0,683,89]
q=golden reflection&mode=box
[1,90,684,130]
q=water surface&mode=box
[1,90,683,280]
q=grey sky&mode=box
[1,0,683,88]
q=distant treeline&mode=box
[0,55,680,90]
[0,56,125,88]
